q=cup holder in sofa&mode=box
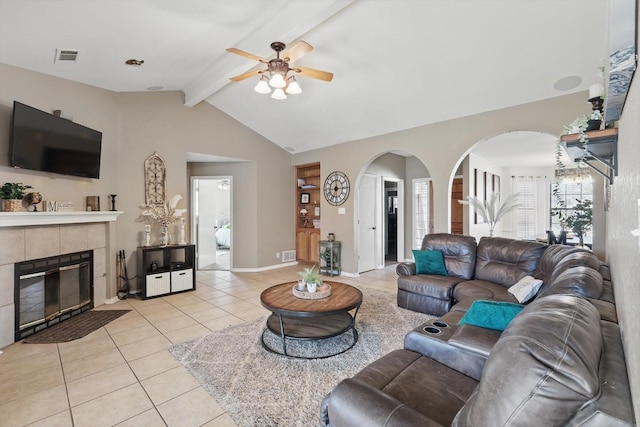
[432,321,449,328]
[423,326,442,335]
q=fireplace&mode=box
[14,250,94,340]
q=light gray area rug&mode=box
[169,288,434,427]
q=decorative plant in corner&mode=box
[458,192,520,237]
[565,199,592,247]
[1,182,32,212]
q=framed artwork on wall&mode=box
[144,152,166,206]
[300,193,310,204]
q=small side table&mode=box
[319,240,341,276]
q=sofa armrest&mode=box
[404,324,490,381]
[327,378,443,427]
[396,262,416,276]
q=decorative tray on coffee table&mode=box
[292,284,332,300]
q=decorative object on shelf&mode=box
[144,152,166,206]
[458,192,520,237]
[1,182,32,212]
[226,41,333,101]
[139,194,187,246]
[314,206,320,216]
[86,196,100,212]
[44,201,74,212]
[160,226,171,246]
[300,193,310,204]
[565,199,593,248]
[179,217,187,245]
[299,208,308,216]
[144,224,151,246]
[587,83,604,131]
[150,260,158,272]
[109,194,117,211]
[25,192,42,212]
[327,232,335,242]
[324,171,350,206]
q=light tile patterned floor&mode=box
[0,263,400,427]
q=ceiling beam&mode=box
[182,0,354,107]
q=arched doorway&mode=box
[355,152,430,272]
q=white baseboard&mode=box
[104,296,120,305]
[231,261,299,273]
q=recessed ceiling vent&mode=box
[54,49,78,63]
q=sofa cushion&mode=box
[452,295,602,427]
[534,244,584,283]
[329,349,479,427]
[412,249,448,275]
[458,300,524,331]
[421,233,477,279]
[453,279,517,303]
[538,266,603,300]
[548,251,601,284]
[508,275,543,303]
[474,237,546,286]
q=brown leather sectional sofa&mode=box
[320,234,634,426]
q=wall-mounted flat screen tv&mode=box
[9,101,102,179]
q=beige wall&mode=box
[294,91,589,273]
[605,64,640,420]
[0,64,294,301]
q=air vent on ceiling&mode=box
[55,49,78,63]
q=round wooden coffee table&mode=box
[260,281,363,359]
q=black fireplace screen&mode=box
[15,250,93,340]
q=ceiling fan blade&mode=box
[294,66,334,82]
[229,69,262,82]
[226,48,265,62]
[282,41,313,63]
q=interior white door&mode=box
[195,179,218,269]
[358,173,377,273]
[191,177,232,270]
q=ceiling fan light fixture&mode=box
[271,88,287,100]
[254,76,271,94]
[286,77,302,94]
[269,72,286,88]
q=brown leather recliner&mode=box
[397,234,477,316]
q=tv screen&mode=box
[9,101,102,179]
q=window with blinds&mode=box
[515,180,536,239]
[413,179,430,248]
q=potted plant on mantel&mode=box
[0,182,32,212]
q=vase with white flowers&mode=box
[458,192,520,237]
[139,195,187,246]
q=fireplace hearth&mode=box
[14,250,94,341]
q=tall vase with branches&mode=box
[458,192,520,237]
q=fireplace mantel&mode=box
[0,211,123,227]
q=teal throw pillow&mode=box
[412,249,448,276]
[459,300,525,331]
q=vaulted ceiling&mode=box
[0,0,608,155]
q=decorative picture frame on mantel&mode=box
[144,152,166,206]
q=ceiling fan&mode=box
[226,41,334,99]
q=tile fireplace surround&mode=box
[0,211,122,348]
